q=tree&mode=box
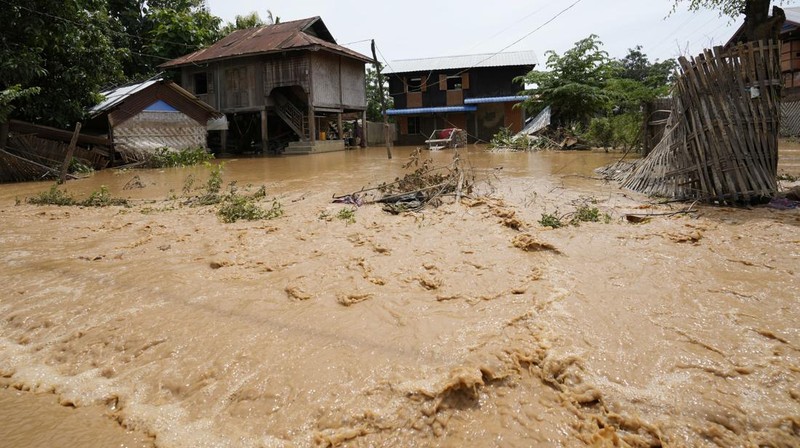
[366,66,392,122]
[673,0,787,42]
[221,10,280,35]
[0,0,125,127]
[142,1,221,67]
[518,35,615,126]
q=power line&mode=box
[382,0,584,93]
[463,2,552,53]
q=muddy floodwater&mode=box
[0,146,798,447]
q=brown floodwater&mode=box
[0,145,798,447]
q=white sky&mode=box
[204,0,791,67]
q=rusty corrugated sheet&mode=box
[160,16,371,69]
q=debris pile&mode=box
[333,148,474,213]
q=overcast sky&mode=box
[204,0,789,67]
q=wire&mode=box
[462,2,552,53]
[378,0,584,93]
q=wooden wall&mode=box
[340,58,367,110]
[311,52,341,108]
[179,51,366,114]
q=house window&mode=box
[446,76,462,90]
[407,78,422,93]
[408,116,421,135]
[193,72,208,95]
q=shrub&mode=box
[81,185,129,207]
[336,207,356,225]
[146,146,214,168]
[26,184,76,206]
[217,192,283,223]
[539,213,564,229]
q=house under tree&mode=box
[160,17,371,154]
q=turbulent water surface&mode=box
[0,146,798,447]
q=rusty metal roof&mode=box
[160,17,371,69]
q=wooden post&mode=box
[59,122,81,184]
[337,113,343,143]
[0,121,8,150]
[261,109,269,152]
[362,111,368,147]
[371,40,392,159]
[308,94,316,143]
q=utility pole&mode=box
[371,40,392,159]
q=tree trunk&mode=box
[736,1,785,44]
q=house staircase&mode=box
[272,90,345,155]
[273,91,309,141]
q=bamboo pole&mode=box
[59,122,81,184]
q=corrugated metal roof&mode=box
[382,51,537,75]
[160,16,371,69]
[89,79,221,122]
[386,106,477,116]
[89,79,160,115]
[464,96,529,104]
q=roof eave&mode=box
[162,46,371,69]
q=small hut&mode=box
[88,79,223,163]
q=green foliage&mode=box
[0,0,125,127]
[366,66,393,122]
[488,127,534,150]
[608,113,642,151]
[217,185,283,223]
[205,162,224,194]
[220,10,279,35]
[518,35,614,127]
[0,85,41,123]
[82,185,129,207]
[336,207,357,225]
[569,205,610,225]
[539,213,564,229]
[146,147,214,168]
[143,4,221,64]
[587,118,614,148]
[538,202,611,228]
[671,0,746,17]
[26,184,76,206]
[26,184,127,207]
[68,158,94,175]
[520,38,675,152]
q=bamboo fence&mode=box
[620,40,781,202]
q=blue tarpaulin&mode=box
[385,106,477,116]
[144,100,179,112]
[464,96,529,104]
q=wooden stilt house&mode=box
[160,17,371,155]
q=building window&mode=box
[194,72,208,95]
[408,116,421,135]
[446,76,462,90]
[407,78,422,93]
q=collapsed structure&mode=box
[608,40,781,203]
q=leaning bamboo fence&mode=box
[619,40,780,202]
